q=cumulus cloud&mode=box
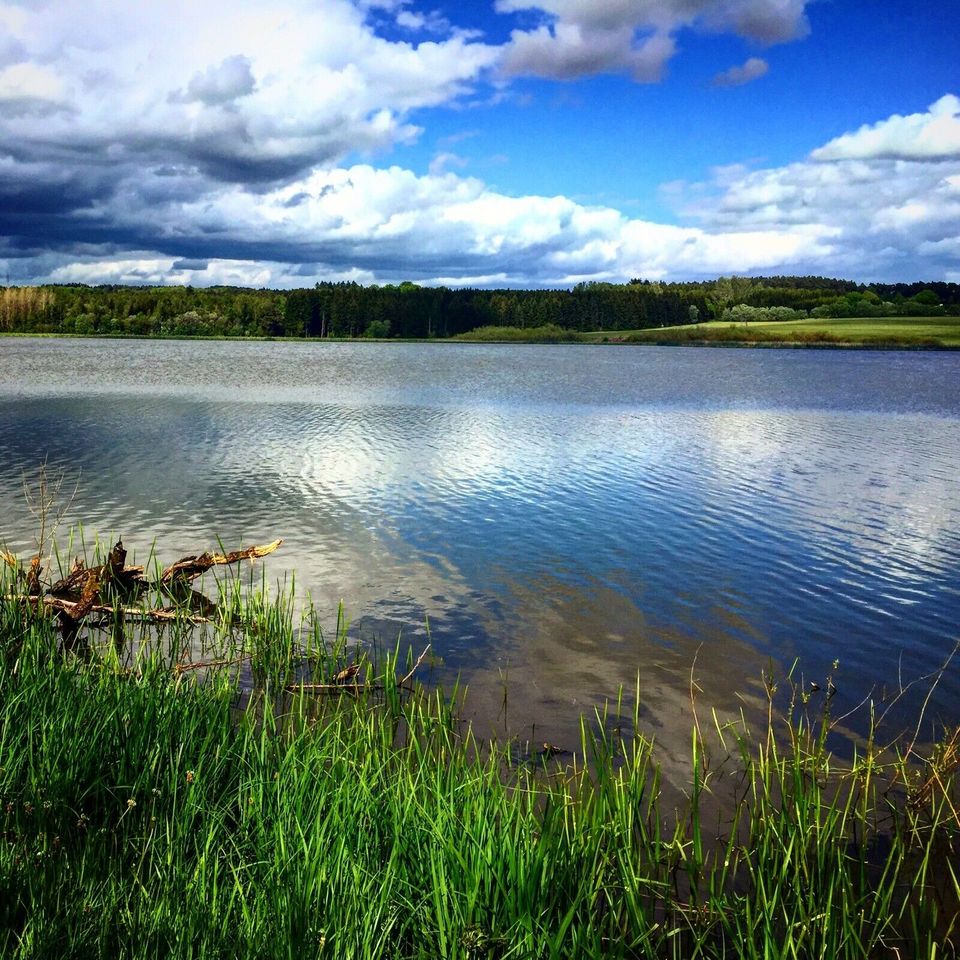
[172,55,257,106]
[3,157,838,288]
[812,94,960,162]
[6,97,959,287]
[0,1,956,288]
[0,0,499,192]
[396,7,453,35]
[666,96,960,279]
[428,152,469,175]
[0,62,69,115]
[497,0,808,81]
[712,56,768,87]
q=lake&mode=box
[2,337,959,768]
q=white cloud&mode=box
[666,96,960,279]
[812,94,960,162]
[8,91,959,287]
[0,62,68,113]
[428,151,469,175]
[0,0,500,185]
[173,55,257,106]
[396,7,454,35]
[8,159,837,287]
[0,1,955,287]
[712,56,768,87]
[496,0,808,80]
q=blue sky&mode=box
[0,0,958,287]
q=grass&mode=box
[452,325,581,343]
[580,317,960,348]
[8,317,960,348]
[0,551,958,959]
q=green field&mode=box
[581,317,960,348]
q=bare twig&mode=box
[285,682,364,695]
[22,460,80,566]
[400,643,432,687]
[174,654,250,677]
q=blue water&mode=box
[1,338,958,757]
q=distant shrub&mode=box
[721,304,807,323]
[454,324,580,343]
[364,318,391,338]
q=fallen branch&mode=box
[160,539,282,585]
[50,540,144,599]
[285,644,432,697]
[7,594,211,625]
[174,654,251,677]
[284,682,365,695]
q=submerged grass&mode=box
[1,562,957,959]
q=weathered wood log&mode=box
[160,539,282,585]
[69,569,102,621]
[6,594,211,625]
[50,539,145,599]
[5,537,280,635]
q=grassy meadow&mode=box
[581,317,960,348]
[1,543,958,959]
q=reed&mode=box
[0,559,956,959]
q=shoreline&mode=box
[3,330,960,351]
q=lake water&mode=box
[2,338,959,767]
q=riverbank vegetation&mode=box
[584,317,960,349]
[2,276,958,341]
[1,539,957,958]
[454,324,581,343]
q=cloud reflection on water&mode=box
[0,340,958,768]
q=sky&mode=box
[0,0,958,289]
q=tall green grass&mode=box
[1,562,957,958]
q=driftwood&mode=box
[11,594,212,625]
[5,537,281,632]
[50,540,145,600]
[160,539,282,585]
[284,644,432,697]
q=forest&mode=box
[0,275,956,340]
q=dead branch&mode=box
[174,654,251,677]
[285,643,433,697]
[69,569,102,621]
[160,539,282,585]
[284,682,364,695]
[7,594,211,625]
[400,643,432,687]
[50,540,145,599]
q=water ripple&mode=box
[0,340,959,744]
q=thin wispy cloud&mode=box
[712,57,769,87]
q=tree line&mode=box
[1,276,956,339]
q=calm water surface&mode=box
[2,338,959,767]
